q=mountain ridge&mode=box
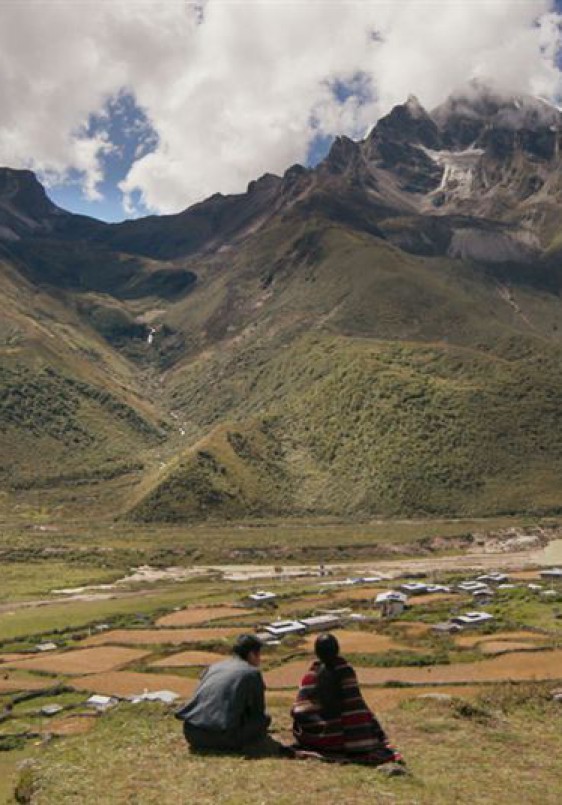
[4,84,562,522]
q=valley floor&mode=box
[0,516,561,803]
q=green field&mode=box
[13,686,562,805]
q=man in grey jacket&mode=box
[176,634,271,752]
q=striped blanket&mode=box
[291,657,401,764]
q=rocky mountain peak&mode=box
[368,95,441,150]
[432,82,562,151]
[0,167,65,241]
[324,135,361,174]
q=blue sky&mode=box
[48,93,157,223]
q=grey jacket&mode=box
[176,656,268,733]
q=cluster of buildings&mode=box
[247,564,562,641]
[256,612,344,643]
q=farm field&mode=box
[155,606,246,627]
[0,518,561,803]
[150,650,226,668]
[3,647,150,675]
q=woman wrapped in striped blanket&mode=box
[291,633,402,765]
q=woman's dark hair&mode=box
[315,633,340,664]
[314,633,343,716]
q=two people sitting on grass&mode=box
[176,631,401,766]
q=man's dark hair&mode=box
[233,633,263,660]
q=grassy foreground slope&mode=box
[130,221,562,520]
[20,687,562,805]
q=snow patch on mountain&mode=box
[422,146,484,199]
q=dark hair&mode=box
[314,633,343,716]
[233,633,263,660]
[315,633,340,664]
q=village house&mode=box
[129,690,179,705]
[472,586,494,603]
[264,619,307,638]
[299,614,341,632]
[477,573,509,585]
[457,580,491,594]
[247,590,277,606]
[35,642,57,652]
[87,695,118,711]
[399,582,430,595]
[541,568,562,580]
[451,611,494,629]
[375,591,408,617]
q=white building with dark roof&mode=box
[451,611,494,628]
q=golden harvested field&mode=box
[265,660,312,689]
[455,631,542,648]
[156,607,246,627]
[409,593,458,606]
[282,596,334,613]
[4,647,150,675]
[302,629,408,653]
[330,587,382,601]
[72,671,199,698]
[479,641,548,655]
[82,627,243,647]
[0,674,52,693]
[0,653,34,663]
[356,649,562,685]
[151,650,226,668]
[392,622,432,637]
[363,685,485,713]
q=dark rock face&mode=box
[369,95,442,149]
[324,135,362,174]
[0,168,66,240]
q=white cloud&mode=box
[0,0,560,215]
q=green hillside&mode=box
[0,256,165,512]
[127,221,562,520]
[131,334,562,521]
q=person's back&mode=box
[291,633,401,765]
[176,634,271,751]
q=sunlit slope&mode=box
[130,223,562,520]
[0,258,165,492]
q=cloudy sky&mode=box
[2,0,562,221]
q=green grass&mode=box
[0,579,224,644]
[0,564,121,604]
[0,747,33,805]
[18,686,562,804]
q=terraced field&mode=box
[1,554,561,804]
